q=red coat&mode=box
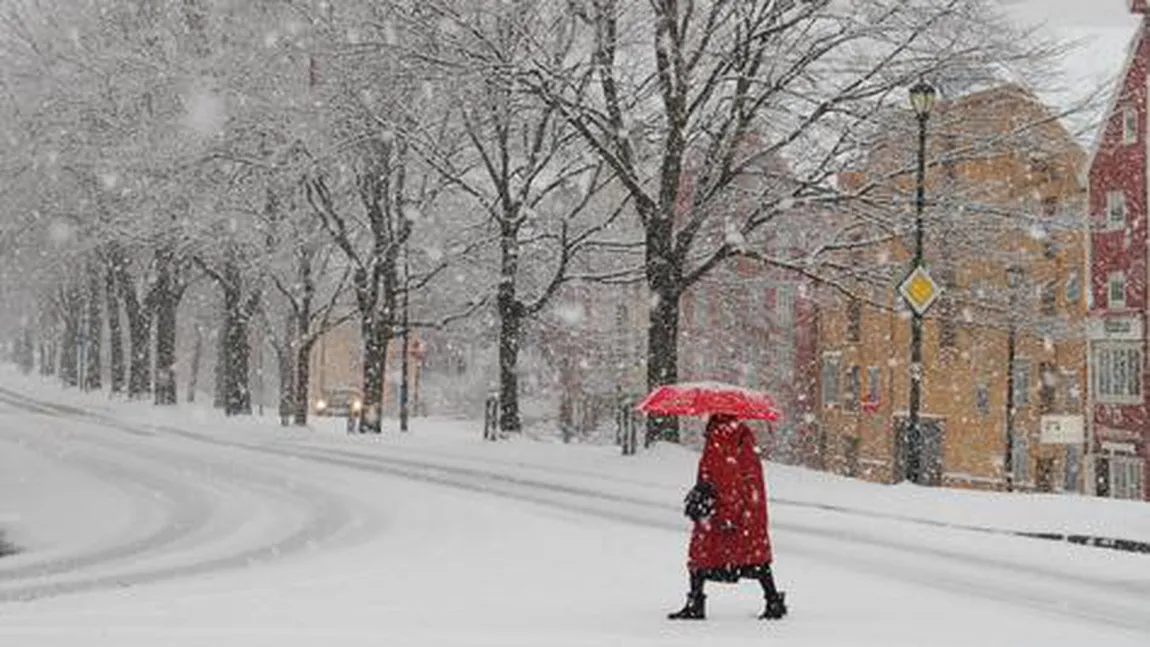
[687,419,773,573]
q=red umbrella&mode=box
[636,381,781,421]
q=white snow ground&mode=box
[0,368,1147,646]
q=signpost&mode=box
[899,265,941,316]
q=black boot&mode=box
[759,591,787,620]
[668,593,706,620]
[668,571,706,620]
[756,565,787,620]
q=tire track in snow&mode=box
[0,396,373,603]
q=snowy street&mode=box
[0,374,1147,646]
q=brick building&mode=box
[818,84,1089,491]
[1084,0,1150,501]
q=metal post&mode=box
[1004,284,1018,492]
[484,395,499,441]
[905,112,929,485]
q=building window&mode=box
[1012,359,1031,407]
[1094,344,1142,402]
[1107,191,1127,228]
[1041,281,1057,316]
[821,354,840,407]
[1110,455,1145,500]
[846,365,861,411]
[975,380,990,416]
[1123,105,1138,145]
[1108,272,1126,310]
[1064,446,1082,492]
[695,288,708,330]
[867,366,881,404]
[776,285,794,327]
[1039,363,1057,413]
[1065,374,1082,409]
[846,299,861,342]
[1012,430,1030,485]
[1066,272,1081,306]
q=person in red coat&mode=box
[668,414,787,620]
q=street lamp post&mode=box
[1004,266,1023,492]
[905,80,936,484]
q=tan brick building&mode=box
[817,84,1089,492]
[309,317,424,415]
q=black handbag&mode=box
[684,481,717,522]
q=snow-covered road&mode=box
[1,378,1147,646]
[0,392,378,602]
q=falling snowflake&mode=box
[555,303,585,326]
[182,87,226,137]
[47,220,72,245]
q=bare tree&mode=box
[521,0,1082,441]
[406,1,627,434]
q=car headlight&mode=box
[315,399,327,411]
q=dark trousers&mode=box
[689,564,779,599]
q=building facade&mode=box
[819,85,1089,492]
[1085,1,1150,501]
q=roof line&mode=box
[1083,18,1147,185]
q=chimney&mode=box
[1132,0,1148,14]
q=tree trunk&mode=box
[359,316,387,433]
[117,264,153,399]
[645,217,682,444]
[188,324,203,403]
[83,270,102,391]
[213,323,226,408]
[125,308,152,398]
[59,289,81,388]
[153,257,180,405]
[220,279,254,416]
[497,224,523,434]
[277,344,293,426]
[105,264,125,395]
[19,326,34,374]
[293,339,314,426]
[497,301,522,434]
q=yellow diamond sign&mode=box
[899,265,941,315]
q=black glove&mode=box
[684,482,717,522]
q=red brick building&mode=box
[1085,0,1150,501]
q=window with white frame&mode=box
[1066,271,1082,306]
[1110,455,1144,500]
[1124,105,1139,144]
[1012,359,1031,407]
[1011,429,1030,485]
[1107,191,1127,228]
[776,284,795,327]
[867,366,881,404]
[975,379,990,416]
[821,354,840,407]
[1094,344,1143,402]
[1109,271,1127,310]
